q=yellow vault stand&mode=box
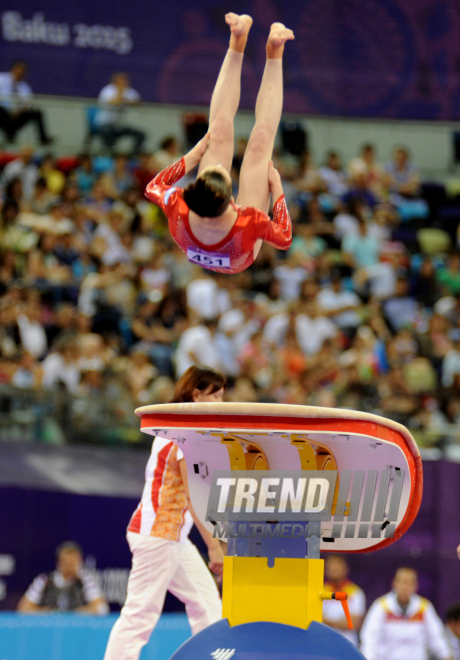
[216,430,347,630]
[222,556,325,629]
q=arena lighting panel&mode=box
[136,403,423,553]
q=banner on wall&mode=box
[0,442,151,611]
[2,0,460,120]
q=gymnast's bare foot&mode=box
[267,22,295,58]
[226,13,253,35]
[226,13,253,52]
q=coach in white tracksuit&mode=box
[360,567,452,660]
[104,366,226,660]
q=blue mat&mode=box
[171,619,365,660]
[0,612,191,660]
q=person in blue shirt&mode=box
[342,217,381,269]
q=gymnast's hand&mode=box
[268,160,284,203]
[184,132,211,172]
[207,539,225,575]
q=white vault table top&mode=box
[135,402,423,554]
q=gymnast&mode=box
[145,13,294,274]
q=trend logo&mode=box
[206,469,405,541]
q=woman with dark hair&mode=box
[104,365,226,660]
[145,13,294,275]
[170,364,227,403]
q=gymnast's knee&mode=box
[246,124,273,159]
[209,116,234,148]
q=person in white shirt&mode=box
[2,145,39,201]
[17,300,48,359]
[0,60,53,145]
[319,151,349,198]
[152,136,182,172]
[41,340,81,394]
[322,555,365,647]
[348,143,386,201]
[297,300,338,355]
[383,276,419,332]
[95,72,145,155]
[263,301,337,356]
[273,258,308,300]
[17,541,108,614]
[175,319,221,376]
[445,604,460,660]
[215,309,244,377]
[186,273,231,321]
[442,334,460,387]
[333,199,361,240]
[317,272,362,334]
[353,261,397,300]
[219,306,260,353]
[360,567,452,660]
[94,211,132,266]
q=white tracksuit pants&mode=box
[104,532,222,660]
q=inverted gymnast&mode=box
[145,13,294,274]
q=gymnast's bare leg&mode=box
[237,23,294,255]
[198,13,253,175]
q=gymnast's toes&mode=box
[225,13,253,36]
[268,23,295,46]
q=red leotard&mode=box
[145,158,292,274]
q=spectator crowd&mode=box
[1,134,460,448]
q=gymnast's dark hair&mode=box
[170,365,227,403]
[183,170,232,218]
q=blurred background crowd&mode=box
[2,115,460,452]
[3,2,460,658]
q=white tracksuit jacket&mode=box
[360,591,452,660]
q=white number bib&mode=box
[186,247,231,269]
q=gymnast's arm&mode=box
[179,457,225,575]
[144,159,186,208]
[255,161,292,250]
[145,134,211,208]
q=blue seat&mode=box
[87,107,99,131]
[83,106,109,152]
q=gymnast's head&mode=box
[170,365,227,403]
[183,165,232,218]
